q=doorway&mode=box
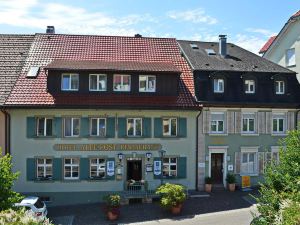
[127,160,142,181]
[211,153,223,184]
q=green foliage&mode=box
[103,194,121,208]
[0,208,53,225]
[155,183,186,208]
[0,154,23,211]
[205,176,212,184]
[252,128,300,225]
[226,173,236,184]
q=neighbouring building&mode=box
[3,30,200,205]
[259,10,300,83]
[178,35,300,190]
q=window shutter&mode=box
[142,117,152,138]
[235,112,241,133]
[117,117,126,138]
[26,117,36,138]
[177,157,187,179]
[234,152,241,174]
[258,152,264,174]
[227,111,235,134]
[153,157,162,179]
[203,111,210,134]
[287,111,295,131]
[106,117,116,138]
[26,158,36,181]
[178,118,187,138]
[265,112,272,134]
[154,118,162,138]
[106,157,115,180]
[258,112,265,134]
[53,117,62,138]
[80,117,89,138]
[52,158,62,180]
[80,158,89,180]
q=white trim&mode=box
[61,73,79,91]
[89,74,107,92]
[139,75,156,92]
[208,147,228,187]
[240,146,259,153]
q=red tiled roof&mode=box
[291,10,300,19]
[5,34,198,109]
[45,60,180,73]
[259,36,277,54]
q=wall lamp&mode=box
[117,153,124,162]
[146,152,152,161]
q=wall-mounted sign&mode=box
[242,176,251,188]
[228,165,234,171]
[198,163,205,168]
[53,144,162,151]
[107,161,115,177]
[146,164,153,172]
[153,161,161,175]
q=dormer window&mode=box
[139,75,156,92]
[275,81,285,94]
[61,73,79,91]
[113,74,131,92]
[89,74,107,91]
[213,79,224,93]
[244,80,255,94]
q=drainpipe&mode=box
[195,104,203,191]
[1,109,10,155]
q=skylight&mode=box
[190,43,199,50]
[26,67,39,78]
[205,49,216,55]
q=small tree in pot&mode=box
[226,173,236,192]
[103,194,121,221]
[205,176,213,192]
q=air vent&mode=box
[205,49,216,55]
[26,67,39,78]
[190,43,199,49]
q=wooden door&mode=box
[211,153,223,184]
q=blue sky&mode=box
[0,0,299,53]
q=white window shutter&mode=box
[234,152,241,174]
[235,112,241,133]
[258,152,264,174]
[227,111,235,134]
[258,112,265,134]
[266,112,272,134]
[287,111,295,131]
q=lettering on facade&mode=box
[53,144,162,151]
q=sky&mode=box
[0,0,299,54]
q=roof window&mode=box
[205,49,216,55]
[26,67,39,78]
[190,43,199,49]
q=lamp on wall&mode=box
[146,152,152,161]
[117,153,124,162]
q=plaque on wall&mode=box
[146,164,153,172]
[153,161,161,175]
[107,161,115,176]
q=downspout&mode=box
[196,109,202,191]
[1,109,10,155]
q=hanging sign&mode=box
[107,161,115,177]
[242,176,251,188]
[153,160,161,175]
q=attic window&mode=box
[190,43,199,49]
[205,49,216,55]
[26,67,39,78]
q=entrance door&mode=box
[211,153,223,184]
[127,160,142,181]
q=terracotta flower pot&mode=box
[228,183,236,192]
[171,203,182,215]
[107,211,119,221]
[205,184,212,193]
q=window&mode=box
[36,158,52,179]
[64,158,79,180]
[64,117,80,137]
[90,158,106,179]
[113,74,131,92]
[127,118,142,137]
[242,113,256,133]
[213,79,224,93]
[61,74,79,91]
[90,118,106,137]
[89,74,107,91]
[163,118,177,136]
[241,152,257,175]
[162,157,177,177]
[286,48,296,67]
[272,113,286,134]
[210,112,225,133]
[244,80,255,93]
[275,81,285,94]
[139,75,156,92]
[37,118,53,136]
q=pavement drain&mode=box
[51,215,74,225]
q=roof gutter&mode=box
[1,109,10,155]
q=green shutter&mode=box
[80,117,89,138]
[53,117,62,138]
[26,117,36,138]
[153,157,162,179]
[177,157,187,179]
[154,118,162,138]
[80,158,90,180]
[118,117,126,138]
[178,118,187,138]
[106,157,115,180]
[106,117,115,138]
[26,158,36,181]
[142,117,152,138]
[52,158,62,180]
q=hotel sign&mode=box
[53,143,162,151]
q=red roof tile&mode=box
[5,34,198,109]
[259,36,277,54]
[291,10,300,19]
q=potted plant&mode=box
[226,173,236,192]
[103,194,121,221]
[155,183,186,215]
[205,176,213,192]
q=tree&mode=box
[0,154,23,211]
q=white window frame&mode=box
[64,117,80,137]
[61,73,79,91]
[64,158,79,180]
[37,117,53,137]
[286,48,296,67]
[162,118,177,136]
[275,81,285,95]
[113,74,131,92]
[240,147,259,176]
[210,112,225,133]
[139,75,156,92]
[90,158,106,179]
[272,113,286,134]
[242,113,256,134]
[127,118,142,137]
[90,118,106,137]
[89,74,107,91]
[244,80,255,94]
[213,79,224,93]
[36,158,53,179]
[162,157,177,177]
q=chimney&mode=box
[219,35,227,57]
[46,26,55,34]
[134,34,142,38]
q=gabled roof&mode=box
[177,40,293,73]
[0,35,34,105]
[5,34,198,109]
[259,36,277,54]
